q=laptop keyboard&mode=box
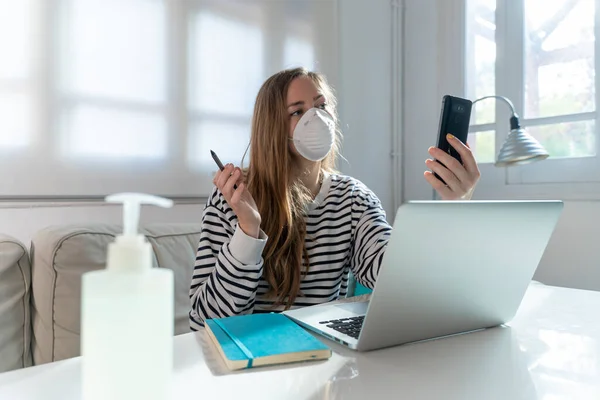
[319,316,365,339]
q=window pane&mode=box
[189,11,264,115]
[187,121,250,170]
[60,0,166,103]
[524,0,595,118]
[0,92,32,148]
[527,120,595,159]
[466,0,496,125]
[467,130,495,163]
[284,36,315,70]
[0,0,34,80]
[61,105,167,159]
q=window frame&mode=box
[450,0,600,200]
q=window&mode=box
[284,36,316,70]
[466,0,600,191]
[186,0,328,172]
[187,6,264,170]
[0,0,337,197]
[466,0,496,164]
[58,0,168,161]
[0,0,36,150]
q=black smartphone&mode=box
[434,95,473,183]
[210,150,237,189]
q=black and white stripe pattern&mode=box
[189,174,392,330]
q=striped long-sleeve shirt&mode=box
[189,173,392,330]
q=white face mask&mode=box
[290,108,336,162]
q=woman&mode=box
[189,67,480,329]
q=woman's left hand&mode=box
[424,133,481,200]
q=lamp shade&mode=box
[495,127,549,167]
[471,95,550,167]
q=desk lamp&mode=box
[472,95,549,166]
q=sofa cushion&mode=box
[31,223,201,365]
[0,235,32,372]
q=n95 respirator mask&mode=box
[290,108,336,162]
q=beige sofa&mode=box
[0,235,32,372]
[0,223,202,373]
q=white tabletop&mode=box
[1,282,599,399]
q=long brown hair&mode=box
[246,67,341,309]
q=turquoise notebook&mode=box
[205,313,331,370]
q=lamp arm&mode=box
[472,95,521,130]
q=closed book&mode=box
[205,313,332,370]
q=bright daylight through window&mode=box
[466,0,596,167]
[0,0,335,196]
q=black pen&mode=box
[210,150,237,190]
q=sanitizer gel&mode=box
[81,193,174,400]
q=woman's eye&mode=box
[290,110,302,117]
[318,103,327,110]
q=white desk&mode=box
[1,282,599,399]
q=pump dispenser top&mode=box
[105,193,173,271]
[106,192,173,236]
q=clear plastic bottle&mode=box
[81,193,174,400]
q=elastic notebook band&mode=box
[212,319,255,368]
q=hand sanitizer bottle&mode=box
[81,193,174,400]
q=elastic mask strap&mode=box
[240,140,251,169]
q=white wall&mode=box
[0,0,396,244]
[337,0,394,217]
[403,0,600,292]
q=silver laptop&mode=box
[283,200,563,351]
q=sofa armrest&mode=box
[0,235,32,372]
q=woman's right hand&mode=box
[214,164,262,238]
